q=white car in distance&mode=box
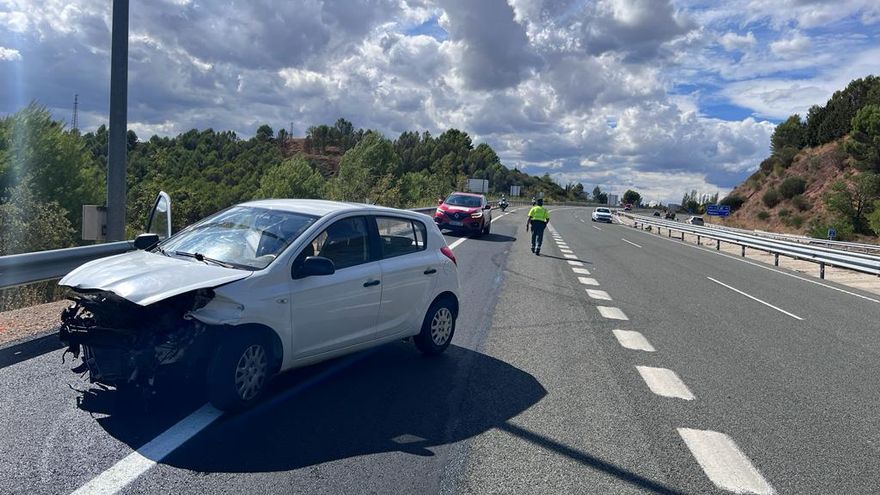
[591,207,613,223]
[59,193,460,411]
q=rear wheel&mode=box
[414,299,456,355]
[207,333,271,411]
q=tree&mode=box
[256,155,325,199]
[771,114,806,154]
[622,189,641,206]
[824,173,880,233]
[844,104,880,172]
[0,176,75,255]
[255,124,274,142]
[719,194,745,211]
[868,199,880,235]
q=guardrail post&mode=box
[681,232,685,241]
[697,235,701,246]
[716,240,720,250]
[819,262,825,279]
[741,245,746,257]
[668,229,672,238]
[774,253,779,266]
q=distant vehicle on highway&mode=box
[653,211,661,217]
[591,207,613,223]
[624,204,632,211]
[687,216,705,226]
[59,194,460,411]
[665,203,680,220]
[435,192,493,236]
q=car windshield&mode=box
[597,208,610,213]
[444,194,481,207]
[159,206,317,270]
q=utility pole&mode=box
[106,0,129,241]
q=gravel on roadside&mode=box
[0,300,69,347]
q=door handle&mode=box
[423,268,437,275]
[363,280,380,287]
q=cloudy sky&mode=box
[2,0,879,202]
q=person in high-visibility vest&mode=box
[526,198,550,255]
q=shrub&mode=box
[719,194,745,211]
[762,189,781,208]
[759,156,778,173]
[779,176,807,199]
[791,194,811,212]
[775,146,799,168]
[778,208,791,218]
[790,215,805,229]
[757,210,770,220]
[808,218,855,240]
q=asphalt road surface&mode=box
[2,206,880,494]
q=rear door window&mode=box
[376,216,427,259]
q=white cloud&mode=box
[769,31,810,58]
[0,46,22,61]
[719,31,756,52]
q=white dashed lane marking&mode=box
[567,260,584,267]
[560,249,574,254]
[564,254,578,259]
[612,329,654,351]
[706,277,803,320]
[571,267,590,275]
[678,428,776,495]
[635,366,695,400]
[593,226,602,231]
[586,289,612,301]
[578,277,600,286]
[621,238,642,249]
[597,306,628,320]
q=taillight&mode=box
[440,246,457,266]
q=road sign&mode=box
[706,204,730,217]
[828,228,837,240]
[510,185,521,197]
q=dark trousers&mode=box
[530,220,546,248]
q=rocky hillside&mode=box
[713,141,848,235]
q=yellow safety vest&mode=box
[528,206,550,222]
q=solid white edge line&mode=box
[678,428,776,495]
[586,289,612,301]
[597,306,628,320]
[70,404,223,495]
[635,366,695,400]
[611,329,653,351]
[628,225,880,304]
[621,238,642,249]
[706,277,803,320]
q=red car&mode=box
[435,192,492,236]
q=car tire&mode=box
[206,333,271,411]
[414,299,456,356]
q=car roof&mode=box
[447,192,484,198]
[239,199,420,218]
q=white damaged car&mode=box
[59,193,460,411]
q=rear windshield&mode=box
[444,194,482,207]
[596,208,611,213]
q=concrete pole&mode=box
[106,0,129,241]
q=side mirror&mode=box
[484,204,491,210]
[134,233,160,250]
[292,256,335,279]
[437,199,444,205]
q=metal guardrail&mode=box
[0,205,444,291]
[0,241,133,289]
[695,219,880,254]
[619,213,880,279]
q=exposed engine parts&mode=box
[59,288,215,390]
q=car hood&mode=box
[439,204,479,214]
[59,250,252,306]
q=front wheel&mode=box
[207,334,271,411]
[414,299,456,355]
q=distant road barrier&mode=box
[619,213,880,279]
[0,205,442,291]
